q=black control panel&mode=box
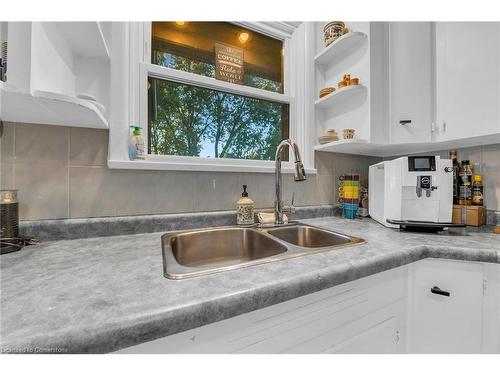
[408,156,436,172]
[418,175,432,189]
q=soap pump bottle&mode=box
[236,185,254,225]
[128,126,145,160]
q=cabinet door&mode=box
[117,265,408,354]
[411,259,484,353]
[435,22,500,141]
[328,306,401,354]
[389,22,432,144]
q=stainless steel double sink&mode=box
[162,223,365,279]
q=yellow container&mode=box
[339,185,359,199]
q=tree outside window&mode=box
[148,55,288,160]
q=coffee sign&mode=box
[215,43,244,85]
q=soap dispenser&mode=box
[236,185,254,225]
[128,126,145,160]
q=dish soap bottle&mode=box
[128,126,145,160]
[236,185,254,225]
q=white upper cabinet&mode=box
[435,22,500,142]
[389,22,432,144]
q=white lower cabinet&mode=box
[117,265,408,354]
[410,259,484,353]
[117,259,499,354]
[409,259,500,354]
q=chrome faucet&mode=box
[275,139,306,224]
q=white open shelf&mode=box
[314,133,500,157]
[315,84,366,109]
[315,31,367,67]
[55,22,110,60]
[314,139,370,153]
[1,88,109,129]
[313,23,385,159]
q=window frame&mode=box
[108,22,314,173]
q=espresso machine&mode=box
[369,156,464,231]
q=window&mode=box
[147,22,289,162]
[148,78,289,160]
[151,22,284,93]
[107,22,310,173]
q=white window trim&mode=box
[108,21,316,174]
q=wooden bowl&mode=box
[319,135,339,144]
[325,129,338,136]
[319,87,335,98]
[349,78,359,85]
[320,87,335,92]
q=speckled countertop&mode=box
[1,216,499,353]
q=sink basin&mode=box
[264,224,353,248]
[162,227,287,279]
[162,223,364,279]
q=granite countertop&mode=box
[1,216,499,353]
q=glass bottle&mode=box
[459,160,473,205]
[449,150,460,205]
[472,174,484,206]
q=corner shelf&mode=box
[314,139,372,154]
[315,84,366,109]
[314,133,500,157]
[314,31,367,67]
[1,87,109,129]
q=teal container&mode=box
[342,203,358,219]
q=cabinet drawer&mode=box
[411,259,484,353]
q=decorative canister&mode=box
[1,189,21,254]
[343,128,356,139]
[323,21,348,47]
[236,185,254,225]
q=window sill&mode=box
[107,159,317,174]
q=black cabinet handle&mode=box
[399,120,412,125]
[431,286,450,297]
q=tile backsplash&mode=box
[387,145,500,212]
[0,122,380,220]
